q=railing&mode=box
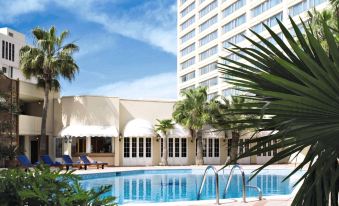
[220,164,262,202]
[197,164,262,205]
[197,165,220,204]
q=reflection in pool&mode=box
[80,169,302,205]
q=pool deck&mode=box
[74,164,301,206]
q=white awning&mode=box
[59,125,119,137]
[168,124,191,138]
[123,119,155,137]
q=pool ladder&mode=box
[197,164,262,205]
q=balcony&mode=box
[18,115,42,135]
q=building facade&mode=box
[0,28,59,164]
[177,0,329,98]
[1,25,291,167]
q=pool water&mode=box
[80,169,303,205]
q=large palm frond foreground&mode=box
[218,17,339,206]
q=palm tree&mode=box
[19,26,79,155]
[209,95,254,163]
[155,119,175,166]
[173,87,211,165]
[218,16,339,205]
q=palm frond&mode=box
[218,17,339,206]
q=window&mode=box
[5,41,8,59]
[200,76,218,88]
[91,137,112,153]
[201,138,219,157]
[289,0,326,17]
[72,137,86,155]
[175,138,180,157]
[222,14,246,33]
[124,138,130,157]
[181,0,188,4]
[139,138,144,157]
[199,15,218,32]
[181,57,195,70]
[132,137,137,157]
[181,2,195,17]
[257,140,277,156]
[181,29,195,43]
[199,45,217,61]
[251,12,283,33]
[8,43,11,61]
[55,138,63,158]
[223,31,246,49]
[214,139,219,157]
[2,67,6,74]
[2,41,4,58]
[252,0,282,17]
[146,138,151,157]
[169,138,173,157]
[200,62,217,75]
[12,44,14,62]
[180,85,195,93]
[208,139,213,157]
[182,138,187,157]
[181,43,195,56]
[223,53,243,65]
[223,88,239,97]
[199,0,217,18]
[199,30,218,46]
[181,71,195,82]
[207,92,218,100]
[181,15,195,31]
[223,0,245,18]
[160,138,163,157]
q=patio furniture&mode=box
[17,155,36,171]
[40,155,64,169]
[80,154,108,169]
[62,155,88,170]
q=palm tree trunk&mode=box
[161,135,168,166]
[195,130,204,165]
[230,131,239,163]
[40,82,50,156]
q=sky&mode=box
[0,0,178,100]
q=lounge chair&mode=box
[62,155,88,170]
[40,155,64,169]
[17,155,37,171]
[80,154,108,169]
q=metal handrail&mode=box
[220,164,247,202]
[197,165,220,205]
[245,185,263,200]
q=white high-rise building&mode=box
[177,0,329,98]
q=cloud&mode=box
[89,72,177,100]
[56,0,177,55]
[0,0,177,55]
[0,0,47,23]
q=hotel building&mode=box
[177,0,329,99]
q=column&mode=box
[86,136,91,153]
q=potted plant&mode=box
[4,145,22,168]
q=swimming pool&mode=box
[80,169,303,205]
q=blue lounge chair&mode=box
[62,155,87,170]
[17,155,36,171]
[40,155,63,169]
[80,154,108,169]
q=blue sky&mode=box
[0,0,178,99]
